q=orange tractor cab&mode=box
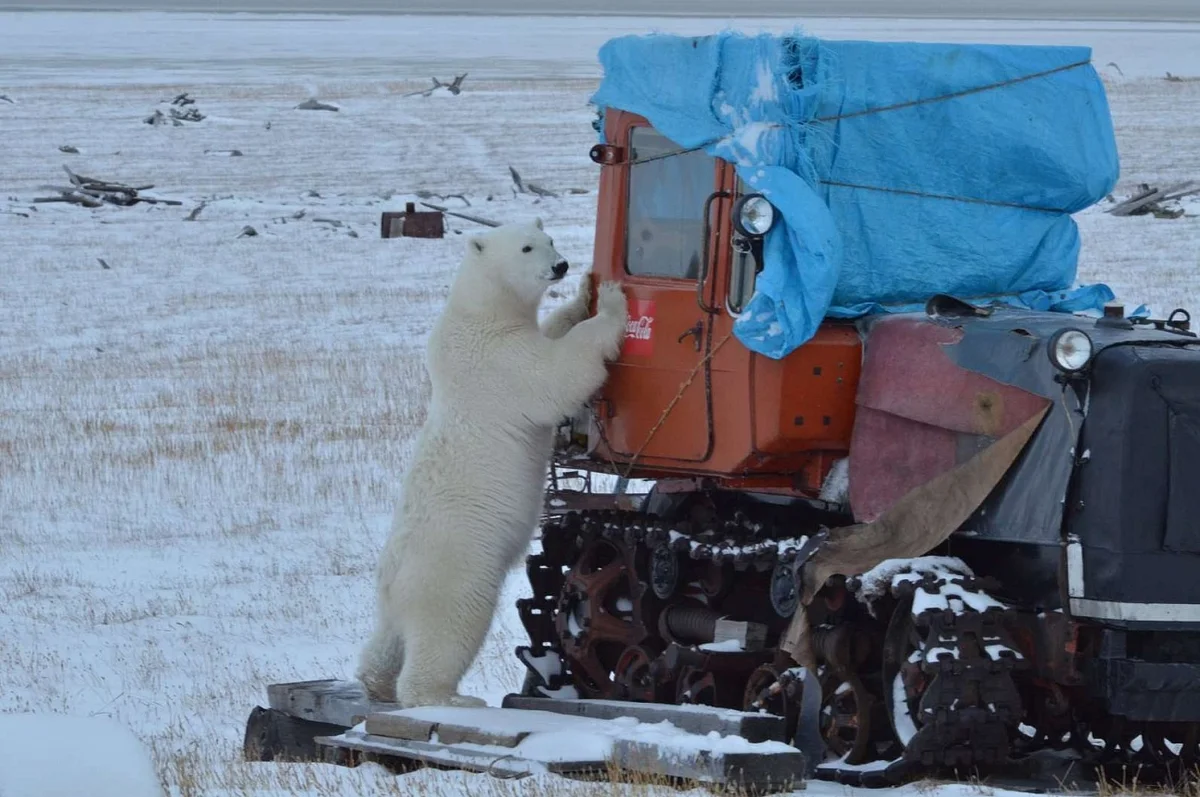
[581,111,861,496]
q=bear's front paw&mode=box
[596,281,628,321]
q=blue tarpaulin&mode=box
[590,32,1122,358]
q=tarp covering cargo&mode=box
[590,32,1122,358]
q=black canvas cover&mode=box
[1068,343,1200,606]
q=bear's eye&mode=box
[522,245,533,253]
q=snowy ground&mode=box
[1,10,1198,797]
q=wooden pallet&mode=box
[252,679,810,792]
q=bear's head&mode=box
[462,218,569,308]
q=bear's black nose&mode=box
[552,260,568,278]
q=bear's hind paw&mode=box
[395,691,488,709]
[445,693,488,708]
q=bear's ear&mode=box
[532,217,544,231]
[469,236,485,255]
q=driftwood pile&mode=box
[145,92,206,126]
[34,165,182,209]
[1107,181,1199,219]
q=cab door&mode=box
[591,115,732,465]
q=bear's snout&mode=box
[552,260,569,278]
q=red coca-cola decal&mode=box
[622,298,655,357]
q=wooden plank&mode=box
[316,729,607,777]
[267,679,400,728]
[612,739,808,791]
[362,713,436,742]
[1108,181,1196,216]
[499,695,786,743]
[365,712,530,748]
[435,722,529,748]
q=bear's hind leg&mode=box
[392,600,491,709]
[356,624,405,703]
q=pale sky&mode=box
[1,0,1198,20]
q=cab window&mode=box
[624,126,715,280]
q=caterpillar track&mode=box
[514,507,1030,785]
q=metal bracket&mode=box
[589,144,624,166]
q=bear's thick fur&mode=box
[357,218,628,708]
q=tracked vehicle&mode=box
[514,31,1200,784]
[246,31,1200,788]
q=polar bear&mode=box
[356,218,628,708]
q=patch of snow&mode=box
[750,60,778,104]
[699,638,745,653]
[818,456,850,504]
[522,649,562,683]
[854,556,974,604]
[818,752,897,772]
[985,643,1024,660]
[891,673,918,745]
[0,714,165,797]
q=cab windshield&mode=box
[624,126,715,281]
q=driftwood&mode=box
[508,165,558,198]
[402,73,468,98]
[1107,181,1199,218]
[296,98,339,112]
[33,165,182,208]
[415,189,470,206]
[184,201,208,221]
[419,201,499,228]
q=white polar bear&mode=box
[356,218,628,708]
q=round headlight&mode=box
[733,193,776,238]
[1047,328,1094,373]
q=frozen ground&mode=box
[0,10,1197,797]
